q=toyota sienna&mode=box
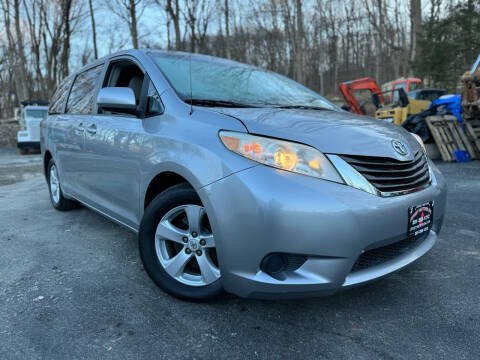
[41,49,447,300]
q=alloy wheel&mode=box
[154,204,220,286]
[49,165,60,204]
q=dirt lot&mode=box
[0,149,479,359]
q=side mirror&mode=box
[96,87,136,113]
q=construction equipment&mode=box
[390,78,422,102]
[339,77,442,125]
[408,88,446,101]
[338,77,384,115]
[461,54,480,119]
[374,89,435,125]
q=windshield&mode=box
[25,109,47,120]
[151,53,337,110]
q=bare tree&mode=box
[224,0,230,58]
[0,0,474,120]
[88,0,98,59]
[409,0,422,63]
[157,0,183,50]
[1,0,29,101]
[60,0,73,77]
[107,0,149,49]
[184,0,214,53]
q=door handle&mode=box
[86,124,97,135]
[74,123,85,134]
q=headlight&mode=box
[410,133,426,151]
[219,131,343,182]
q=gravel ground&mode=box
[0,149,478,359]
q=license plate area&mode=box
[408,201,434,238]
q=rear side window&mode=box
[66,65,104,114]
[49,76,73,114]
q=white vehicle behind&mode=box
[17,101,48,154]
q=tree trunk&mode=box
[88,0,98,59]
[224,0,230,58]
[13,0,29,100]
[294,0,304,84]
[129,0,138,48]
[410,0,422,63]
[60,0,72,78]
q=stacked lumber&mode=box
[425,115,477,162]
[464,119,480,158]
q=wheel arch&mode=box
[142,163,204,211]
[43,150,53,179]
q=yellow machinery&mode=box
[374,89,442,125]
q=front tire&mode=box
[139,183,222,301]
[47,159,78,211]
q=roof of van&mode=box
[72,48,257,75]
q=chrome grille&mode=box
[340,150,430,193]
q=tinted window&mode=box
[392,83,407,103]
[421,91,444,102]
[146,81,164,116]
[49,76,73,114]
[66,65,104,114]
[407,91,418,99]
[409,82,421,91]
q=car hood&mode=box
[213,108,421,160]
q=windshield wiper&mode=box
[185,98,255,108]
[272,105,333,111]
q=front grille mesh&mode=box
[340,150,430,193]
[350,234,428,273]
[284,254,308,271]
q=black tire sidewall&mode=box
[138,184,223,301]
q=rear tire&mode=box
[47,159,78,211]
[139,183,223,301]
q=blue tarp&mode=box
[429,94,463,123]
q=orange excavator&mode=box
[338,77,385,115]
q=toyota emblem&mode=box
[391,140,409,156]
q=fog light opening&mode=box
[260,254,287,275]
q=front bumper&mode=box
[18,131,40,149]
[17,140,40,150]
[198,162,447,299]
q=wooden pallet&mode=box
[464,119,480,158]
[425,115,477,162]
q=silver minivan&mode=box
[41,49,447,300]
